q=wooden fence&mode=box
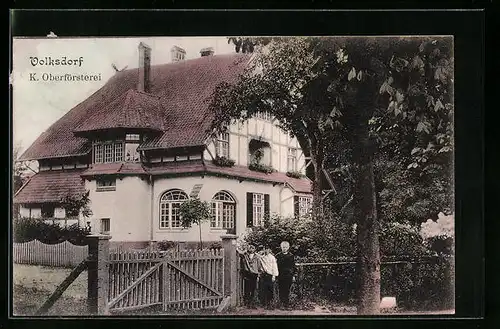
[107,248,225,313]
[13,239,88,268]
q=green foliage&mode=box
[157,240,177,251]
[13,217,90,245]
[286,171,305,179]
[178,197,211,228]
[60,190,92,218]
[212,156,235,168]
[248,162,276,174]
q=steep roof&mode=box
[19,54,250,161]
[13,169,86,204]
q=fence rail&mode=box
[13,239,88,268]
[107,248,225,312]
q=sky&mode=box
[12,37,236,154]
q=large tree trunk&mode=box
[309,139,325,219]
[352,115,380,315]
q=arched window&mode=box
[211,191,236,230]
[159,189,188,229]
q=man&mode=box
[257,245,279,309]
[276,241,296,310]
[237,244,260,308]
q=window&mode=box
[159,189,189,229]
[125,143,140,162]
[255,111,272,121]
[299,196,312,217]
[126,134,141,141]
[93,141,124,164]
[104,143,113,163]
[249,139,271,166]
[215,133,230,158]
[211,191,236,230]
[41,204,55,218]
[100,218,110,234]
[252,193,264,226]
[114,143,123,162]
[96,178,116,191]
[287,148,297,172]
[94,144,103,163]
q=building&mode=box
[14,43,313,248]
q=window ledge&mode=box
[157,228,189,233]
[96,187,116,192]
[209,228,229,232]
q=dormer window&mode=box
[92,134,141,164]
[93,141,124,164]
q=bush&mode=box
[157,240,177,251]
[13,217,90,245]
[286,171,305,179]
[208,241,222,249]
[242,209,453,310]
[212,156,235,168]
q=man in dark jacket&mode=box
[275,241,296,309]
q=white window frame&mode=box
[211,191,236,230]
[299,196,313,217]
[96,178,116,191]
[159,189,189,229]
[94,143,103,164]
[287,148,297,172]
[252,193,264,227]
[100,218,110,234]
[215,133,230,158]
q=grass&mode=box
[13,264,87,316]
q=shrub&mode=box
[208,241,222,249]
[286,171,305,179]
[242,209,453,310]
[13,217,90,245]
[212,156,235,168]
[248,162,276,174]
[157,240,177,251]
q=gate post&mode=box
[87,234,111,315]
[221,234,238,307]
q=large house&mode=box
[14,43,313,248]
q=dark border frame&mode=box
[6,7,487,329]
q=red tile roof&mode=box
[19,54,250,161]
[80,163,148,177]
[146,161,312,194]
[74,89,165,133]
[13,169,86,204]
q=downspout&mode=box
[279,182,286,215]
[149,174,154,244]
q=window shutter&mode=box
[294,196,299,218]
[264,194,270,221]
[246,192,253,227]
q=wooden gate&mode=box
[107,249,224,313]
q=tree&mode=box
[216,36,453,314]
[60,190,93,221]
[179,198,211,249]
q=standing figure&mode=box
[257,244,279,309]
[276,241,296,310]
[237,244,260,308]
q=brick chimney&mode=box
[200,47,214,57]
[171,46,186,62]
[138,42,151,93]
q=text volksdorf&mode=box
[30,56,84,67]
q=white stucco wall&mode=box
[85,176,151,242]
[148,174,296,243]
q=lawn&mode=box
[13,264,87,316]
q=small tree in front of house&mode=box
[60,190,93,228]
[179,197,211,249]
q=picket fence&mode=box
[13,239,88,268]
[107,248,225,312]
